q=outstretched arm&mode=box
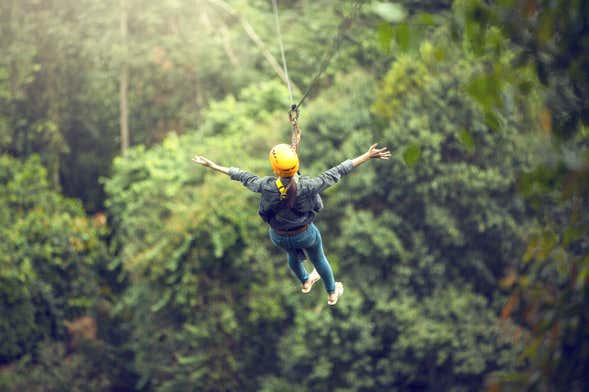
[192,155,266,193]
[192,156,231,175]
[307,143,391,194]
[351,143,391,167]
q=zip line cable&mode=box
[271,0,362,123]
[271,0,294,106]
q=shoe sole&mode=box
[328,282,344,305]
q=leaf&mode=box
[403,144,421,167]
[371,2,406,23]
[377,22,394,52]
[563,226,584,247]
[484,111,502,131]
[537,229,558,261]
[458,129,475,153]
[575,261,589,290]
[394,23,411,52]
[415,12,437,27]
[523,235,540,263]
[177,355,201,366]
[466,75,500,111]
[151,289,171,312]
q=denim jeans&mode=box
[269,223,336,293]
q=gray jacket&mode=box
[229,160,354,230]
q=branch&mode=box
[200,8,240,67]
[206,0,300,92]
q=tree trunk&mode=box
[120,0,129,155]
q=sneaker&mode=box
[327,282,344,305]
[301,269,321,294]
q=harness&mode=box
[276,175,299,200]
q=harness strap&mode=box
[276,175,299,200]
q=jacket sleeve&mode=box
[228,168,266,193]
[306,160,354,194]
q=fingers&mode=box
[191,156,209,166]
[367,144,391,160]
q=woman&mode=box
[192,142,390,305]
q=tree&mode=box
[254,37,532,386]
[0,155,107,363]
[262,288,519,391]
[104,81,298,390]
[120,0,130,155]
[444,1,589,388]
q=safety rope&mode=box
[271,0,294,106]
[272,0,362,151]
[294,1,362,111]
[272,1,361,115]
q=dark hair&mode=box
[285,178,298,209]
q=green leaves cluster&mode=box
[2,0,587,391]
[103,81,295,390]
[0,155,106,362]
[101,39,532,388]
[442,0,589,388]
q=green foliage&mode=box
[0,155,107,362]
[495,145,589,389]
[264,289,519,391]
[0,0,382,210]
[2,0,586,390]
[377,289,518,388]
[402,143,421,167]
[103,81,295,390]
[0,278,37,361]
[371,2,407,24]
[446,1,589,389]
[358,36,534,296]
[262,50,529,388]
[1,340,135,392]
[373,54,431,118]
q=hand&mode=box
[351,143,391,167]
[192,155,231,175]
[366,143,391,160]
[192,155,215,168]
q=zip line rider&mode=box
[192,133,390,305]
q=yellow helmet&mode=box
[269,144,299,177]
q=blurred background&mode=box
[0,0,587,391]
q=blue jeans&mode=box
[269,223,336,293]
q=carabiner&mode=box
[288,104,299,125]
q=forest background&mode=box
[0,0,587,391]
